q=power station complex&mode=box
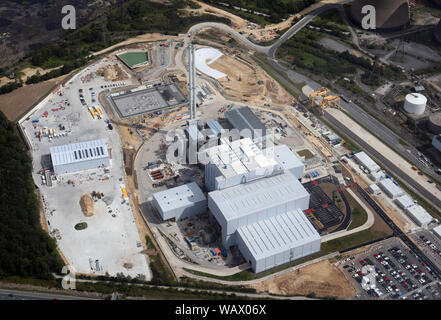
[153,135,321,273]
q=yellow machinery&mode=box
[95,106,103,116]
[308,88,341,114]
[121,186,128,199]
[321,95,341,114]
[309,88,330,108]
[88,107,96,119]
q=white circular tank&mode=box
[404,93,427,115]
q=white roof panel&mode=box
[237,209,320,261]
[354,151,380,173]
[201,138,279,178]
[395,195,414,209]
[405,205,433,226]
[50,139,108,166]
[265,145,304,173]
[153,182,206,211]
[379,179,404,198]
[209,171,309,221]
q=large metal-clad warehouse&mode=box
[208,171,311,248]
[50,139,110,174]
[236,210,321,273]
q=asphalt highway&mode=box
[325,111,441,211]
[0,288,98,300]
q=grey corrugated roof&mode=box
[237,209,320,260]
[208,171,309,221]
[153,182,206,211]
[379,179,403,197]
[406,205,433,226]
[225,107,268,139]
[50,139,108,166]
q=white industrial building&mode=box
[208,170,311,248]
[354,151,380,173]
[203,138,319,273]
[152,182,207,221]
[236,209,321,273]
[432,225,441,239]
[368,184,381,195]
[200,138,284,192]
[395,195,415,210]
[405,205,433,228]
[264,144,304,180]
[160,134,320,273]
[379,179,404,199]
[50,139,109,174]
[369,170,385,183]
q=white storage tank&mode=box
[404,93,427,115]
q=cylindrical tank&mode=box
[404,93,427,115]
[428,112,441,134]
[350,0,410,31]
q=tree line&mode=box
[0,111,64,280]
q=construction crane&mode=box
[321,95,341,114]
[309,88,330,108]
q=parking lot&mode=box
[411,230,441,270]
[340,239,441,300]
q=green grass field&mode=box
[117,51,148,69]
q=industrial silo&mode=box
[350,0,410,31]
[403,93,427,115]
[428,112,441,134]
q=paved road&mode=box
[325,111,441,212]
[268,1,352,60]
[0,288,98,300]
[187,3,441,209]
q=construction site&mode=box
[12,0,441,300]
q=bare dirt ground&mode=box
[207,47,292,105]
[96,64,129,82]
[92,33,180,57]
[249,259,357,299]
[0,79,58,121]
[19,66,63,82]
